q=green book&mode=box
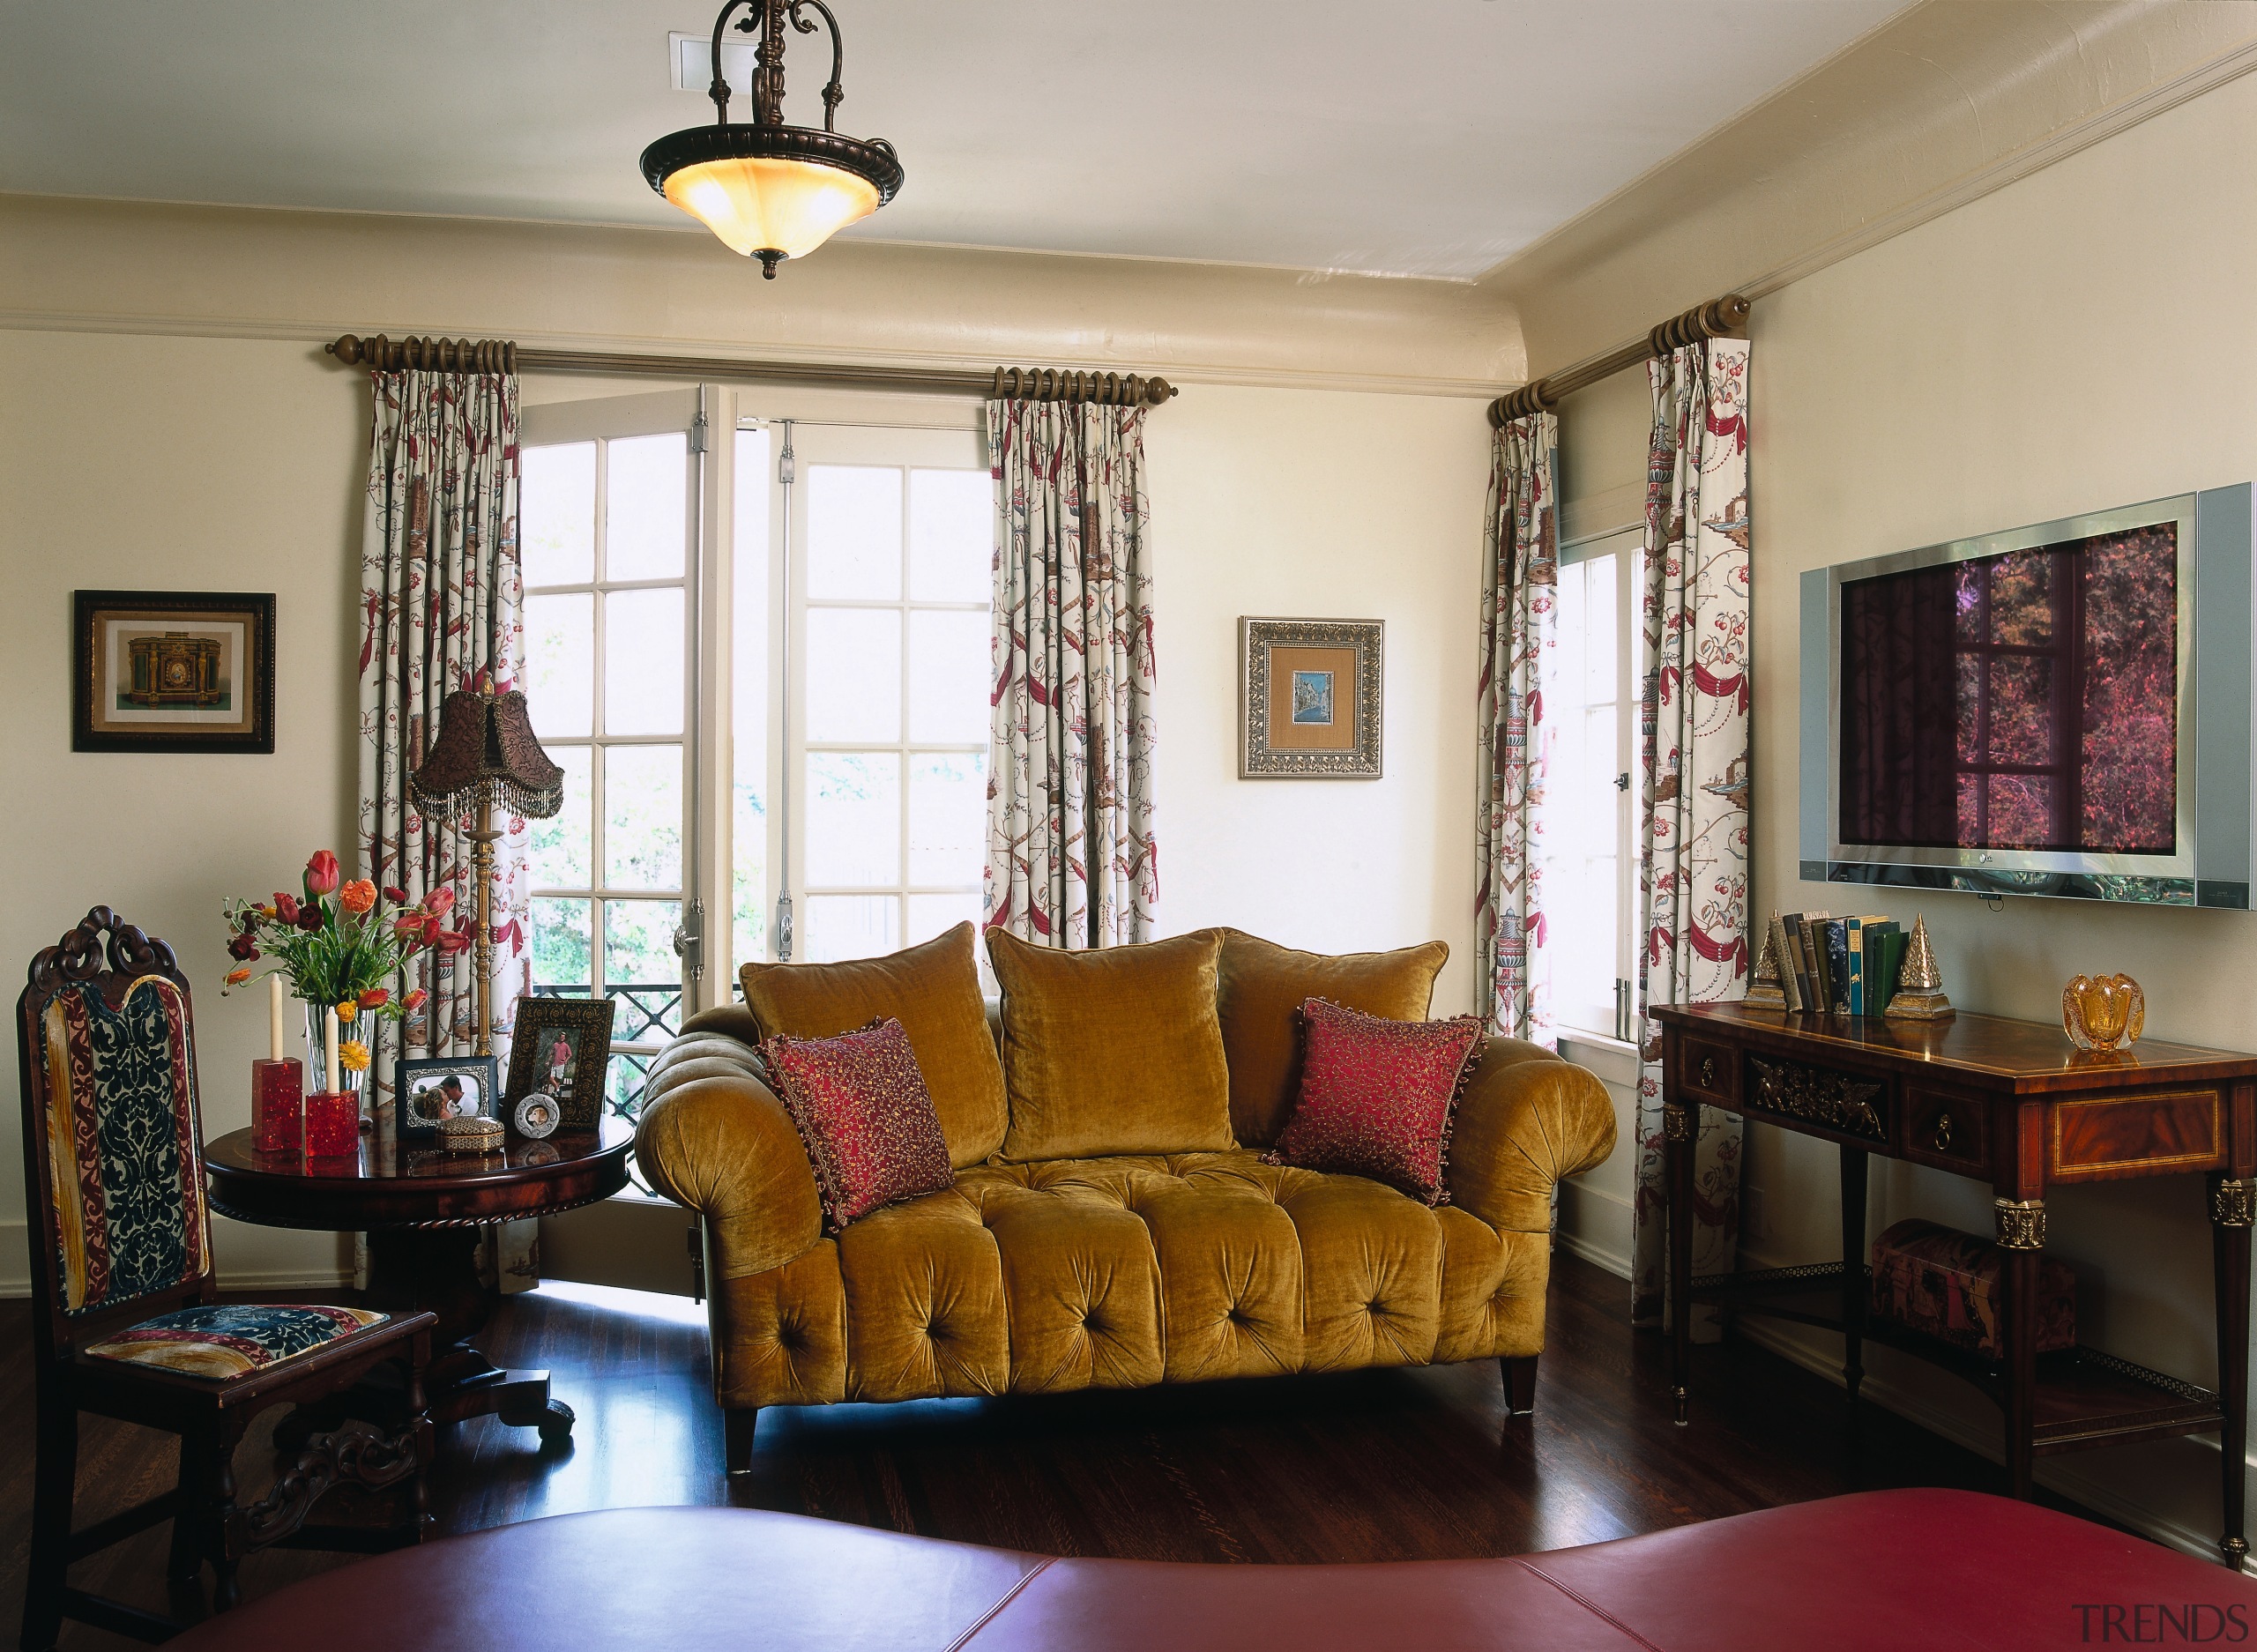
[1876,928,1907,1014]
[1846,918,1866,1016]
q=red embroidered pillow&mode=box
[1263,999,1486,1206]
[762,1017,955,1232]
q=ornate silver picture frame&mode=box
[1239,617,1382,778]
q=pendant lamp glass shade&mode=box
[660,153,882,264]
[643,0,904,278]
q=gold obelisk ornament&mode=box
[1745,915,1788,1010]
[2062,973,2144,1052]
[1882,912,1955,1023]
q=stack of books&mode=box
[1769,912,1907,1017]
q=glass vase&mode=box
[302,1003,368,1104]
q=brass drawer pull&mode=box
[1700,1055,1717,1090]
[1932,1112,1954,1153]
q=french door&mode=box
[520,387,720,1291]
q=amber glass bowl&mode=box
[2062,974,2145,1053]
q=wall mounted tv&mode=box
[1799,486,2253,907]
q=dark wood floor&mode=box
[1,1251,2101,1645]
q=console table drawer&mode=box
[1902,1086,1989,1175]
[1678,1036,1739,1106]
[1744,1053,1890,1146]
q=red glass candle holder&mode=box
[252,1058,303,1155]
[305,1090,361,1157]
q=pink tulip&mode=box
[303,851,340,897]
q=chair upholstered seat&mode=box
[83,1304,391,1381]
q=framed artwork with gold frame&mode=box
[1239,617,1382,778]
[72,589,275,754]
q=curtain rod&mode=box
[1487,294,1750,428]
[324,334,1180,408]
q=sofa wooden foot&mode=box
[724,1407,758,1473]
[1501,1355,1538,1418]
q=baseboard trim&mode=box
[1557,1228,1632,1282]
[1731,1314,2251,1575]
[0,1220,348,1299]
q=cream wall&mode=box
[0,204,1503,1291]
[1739,65,2257,1561]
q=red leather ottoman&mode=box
[169,1489,2257,1652]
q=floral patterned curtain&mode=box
[984,398,1158,949]
[1629,338,1752,1334]
[1473,412,1560,1047]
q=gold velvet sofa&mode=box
[635,925,1616,1470]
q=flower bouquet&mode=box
[222,850,475,1090]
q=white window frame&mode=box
[520,386,726,1085]
[1553,522,1642,1046]
[730,406,993,979]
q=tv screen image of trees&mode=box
[1837,525,2179,855]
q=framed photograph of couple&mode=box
[1238,617,1382,778]
[504,997,618,1132]
[394,1055,501,1142]
[72,589,276,754]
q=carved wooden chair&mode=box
[15,907,436,1649]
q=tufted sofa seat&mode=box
[638,945,1615,1470]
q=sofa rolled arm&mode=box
[635,1022,823,1284]
[1446,1038,1618,1234]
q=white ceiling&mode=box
[0,0,1907,280]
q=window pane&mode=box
[807,465,902,599]
[603,898,682,996]
[530,897,592,991]
[908,609,991,744]
[529,745,592,889]
[734,427,772,969]
[605,586,684,735]
[803,895,898,964]
[605,432,688,581]
[525,593,593,739]
[604,743,683,890]
[605,1050,656,1124]
[805,608,901,741]
[1581,552,1617,696]
[907,892,980,947]
[908,752,986,886]
[909,468,992,602]
[805,752,900,887]
[522,443,594,585]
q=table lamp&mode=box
[409,687,564,1056]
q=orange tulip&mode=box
[339,879,376,915]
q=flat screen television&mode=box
[1800,486,2254,907]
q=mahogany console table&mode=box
[1656,1001,2257,1566]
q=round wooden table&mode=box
[205,1120,634,1442]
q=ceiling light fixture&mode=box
[641,0,903,279]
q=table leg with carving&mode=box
[1666,1099,1695,1427]
[1994,1195,2045,1500]
[2211,1173,2253,1569]
[1839,1144,1867,1410]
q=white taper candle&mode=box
[324,1006,340,1095]
[268,974,285,1064]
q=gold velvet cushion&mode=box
[1215,928,1449,1147]
[738,923,1006,1168]
[987,928,1235,1161]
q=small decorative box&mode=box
[1871,1217,2075,1360]
[438,1116,504,1155]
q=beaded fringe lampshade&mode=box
[410,690,564,1055]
